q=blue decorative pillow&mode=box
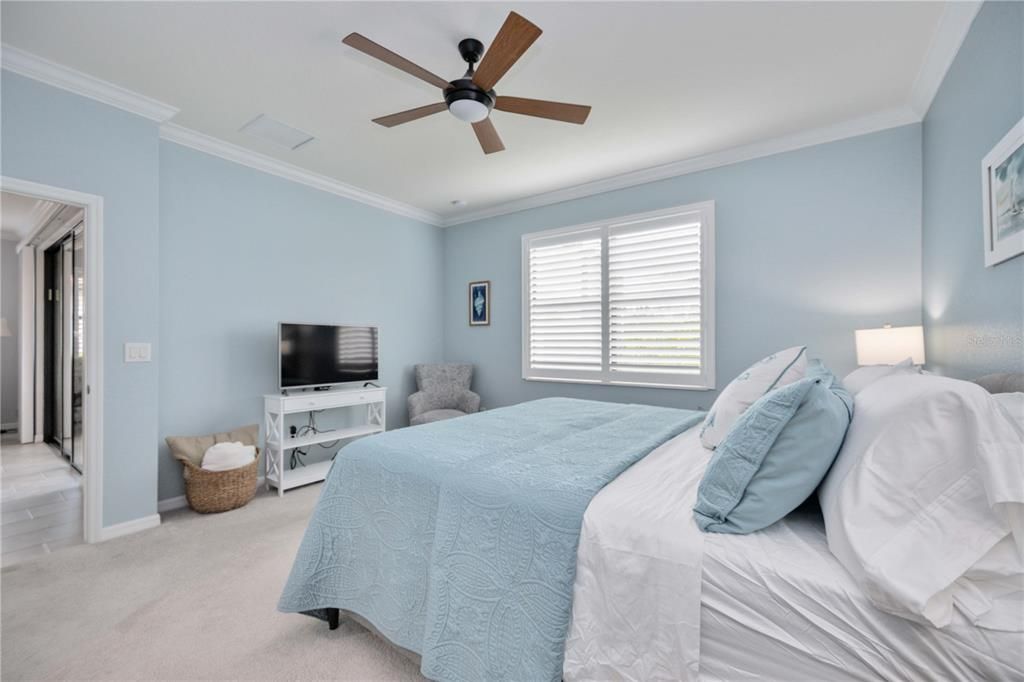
[693,362,853,534]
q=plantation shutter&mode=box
[522,202,714,389]
[526,230,603,377]
[607,218,704,378]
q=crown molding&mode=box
[2,44,179,122]
[0,198,61,247]
[22,199,63,244]
[26,197,61,231]
[440,106,920,227]
[3,19,967,231]
[1,45,440,224]
[908,1,982,119]
[160,123,443,225]
[25,198,50,227]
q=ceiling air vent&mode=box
[239,114,315,151]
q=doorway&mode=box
[1,192,86,566]
[1,176,104,551]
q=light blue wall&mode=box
[157,142,444,501]
[1,72,445,514]
[922,1,1024,378]
[6,42,972,521]
[1,72,161,526]
[444,125,924,411]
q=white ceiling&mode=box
[1,191,57,240]
[2,2,948,222]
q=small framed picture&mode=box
[982,115,1024,267]
[468,280,490,326]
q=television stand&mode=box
[263,387,387,496]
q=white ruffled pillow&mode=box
[699,346,807,450]
[819,373,1024,630]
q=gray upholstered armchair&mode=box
[408,364,481,426]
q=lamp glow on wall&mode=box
[854,324,925,366]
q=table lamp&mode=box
[854,324,925,366]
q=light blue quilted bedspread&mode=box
[278,397,703,682]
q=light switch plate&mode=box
[124,342,152,363]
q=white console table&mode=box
[263,387,386,495]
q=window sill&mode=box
[522,375,715,391]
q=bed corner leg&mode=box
[327,608,340,630]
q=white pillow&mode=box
[994,392,1024,430]
[819,373,1024,630]
[842,357,918,395]
[699,346,807,449]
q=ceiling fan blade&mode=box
[494,96,591,124]
[472,12,542,92]
[372,102,447,127]
[472,118,505,154]
[342,33,450,90]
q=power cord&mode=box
[289,410,343,469]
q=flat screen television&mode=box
[279,323,379,391]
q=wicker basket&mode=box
[174,450,259,514]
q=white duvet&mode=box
[565,427,712,681]
[700,508,1024,681]
[564,419,1024,681]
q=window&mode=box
[522,202,714,390]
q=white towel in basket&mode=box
[201,442,256,471]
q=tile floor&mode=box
[1,432,83,566]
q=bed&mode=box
[279,375,1024,682]
[566,426,1024,681]
[278,397,706,681]
[701,509,1023,681]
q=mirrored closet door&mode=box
[44,224,85,473]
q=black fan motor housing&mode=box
[444,78,495,113]
[444,38,494,114]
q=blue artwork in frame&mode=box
[469,280,490,326]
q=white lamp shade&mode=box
[855,325,925,366]
[0,318,11,337]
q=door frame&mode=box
[3,176,104,544]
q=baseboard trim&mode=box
[157,495,187,513]
[98,513,161,542]
[0,422,17,431]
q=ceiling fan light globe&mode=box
[449,99,490,123]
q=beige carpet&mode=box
[1,484,425,681]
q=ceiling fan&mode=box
[342,11,592,154]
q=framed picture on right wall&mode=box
[982,115,1024,267]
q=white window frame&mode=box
[521,201,715,391]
